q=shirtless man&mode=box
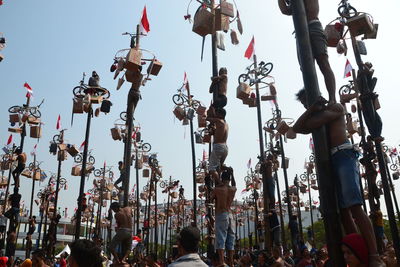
[278,0,336,104]
[207,106,229,185]
[127,66,143,118]
[211,167,236,267]
[292,88,384,267]
[12,148,26,187]
[210,67,228,109]
[109,202,133,264]
[271,246,285,267]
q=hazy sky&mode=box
[0,0,399,219]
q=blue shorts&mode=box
[209,144,228,171]
[331,148,363,209]
[215,212,235,250]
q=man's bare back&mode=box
[214,120,229,144]
[213,185,236,214]
[115,207,132,230]
[326,104,348,147]
[304,0,319,21]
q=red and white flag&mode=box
[202,149,207,161]
[247,158,252,169]
[6,134,12,146]
[183,71,189,91]
[31,144,37,156]
[132,130,137,140]
[139,6,150,35]
[56,115,61,130]
[79,140,86,151]
[24,82,33,98]
[344,59,353,78]
[244,36,255,60]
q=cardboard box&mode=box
[220,1,235,17]
[215,9,230,32]
[346,14,374,37]
[30,126,42,138]
[8,127,22,133]
[73,98,84,114]
[236,82,251,100]
[192,8,214,37]
[125,48,142,72]
[71,166,81,176]
[147,59,163,76]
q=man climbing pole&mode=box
[211,167,236,267]
[209,67,228,109]
[292,89,385,267]
[278,0,336,104]
[206,106,229,185]
[12,148,26,188]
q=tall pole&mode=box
[279,134,296,249]
[154,180,158,259]
[253,189,259,247]
[29,154,37,218]
[164,187,171,261]
[252,54,271,249]
[349,32,400,262]
[291,1,344,265]
[274,171,286,249]
[135,149,140,233]
[75,107,92,240]
[189,118,197,226]
[123,25,140,207]
[51,134,63,252]
[294,176,303,242]
[307,173,315,244]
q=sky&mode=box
[0,0,400,220]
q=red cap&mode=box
[342,233,369,266]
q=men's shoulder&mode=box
[327,103,344,113]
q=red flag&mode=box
[140,6,150,34]
[132,130,137,140]
[24,82,33,98]
[6,134,12,146]
[56,115,61,130]
[202,149,207,161]
[344,59,353,78]
[183,72,189,91]
[79,140,86,151]
[309,137,314,151]
[244,36,255,60]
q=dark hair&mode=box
[296,88,306,101]
[177,226,200,253]
[110,202,120,210]
[70,239,102,267]
[215,108,226,119]
[221,170,230,181]
[118,161,123,165]
[32,249,46,259]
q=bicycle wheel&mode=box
[88,156,96,165]
[53,134,61,143]
[94,169,102,177]
[390,164,398,171]
[59,178,67,186]
[309,154,315,162]
[172,94,184,106]
[260,62,273,76]
[238,74,250,84]
[120,112,127,121]
[29,108,41,118]
[28,162,35,170]
[338,5,358,18]
[142,143,151,153]
[74,154,83,163]
[300,174,307,182]
[160,181,166,188]
[73,86,85,97]
[8,106,21,113]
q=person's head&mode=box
[342,234,368,267]
[32,249,46,266]
[219,67,227,76]
[301,247,310,258]
[295,88,307,108]
[258,251,268,265]
[32,216,36,221]
[176,226,200,255]
[68,239,102,267]
[118,161,123,169]
[92,71,97,77]
[20,259,32,267]
[283,249,292,258]
[221,170,231,185]
[215,108,226,120]
[110,202,120,213]
[272,246,282,259]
